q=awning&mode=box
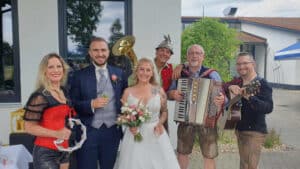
[274,42,300,60]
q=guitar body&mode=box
[217,80,260,130]
[224,100,241,129]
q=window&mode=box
[0,0,20,102]
[240,44,256,59]
[58,0,132,71]
[182,23,191,30]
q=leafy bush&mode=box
[218,130,237,144]
[264,128,281,149]
[181,18,241,82]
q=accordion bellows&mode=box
[174,78,222,126]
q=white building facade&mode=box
[0,0,181,145]
[240,21,300,87]
[182,17,300,88]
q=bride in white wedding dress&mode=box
[116,58,180,169]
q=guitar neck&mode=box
[227,80,260,109]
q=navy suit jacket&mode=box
[69,64,128,126]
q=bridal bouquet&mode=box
[117,101,151,142]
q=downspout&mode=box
[264,43,268,79]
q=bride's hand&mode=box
[129,127,138,135]
[154,123,164,136]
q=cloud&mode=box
[68,1,125,52]
[236,0,300,17]
[182,0,300,17]
[3,11,13,45]
[95,1,125,40]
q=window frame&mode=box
[57,0,132,58]
[0,0,21,103]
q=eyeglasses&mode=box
[236,62,253,66]
[188,51,204,56]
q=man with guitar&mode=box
[223,52,273,169]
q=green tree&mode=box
[181,18,241,81]
[67,0,103,52]
[107,19,132,77]
[3,42,13,65]
[108,18,124,48]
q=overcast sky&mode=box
[182,0,300,17]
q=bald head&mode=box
[186,44,205,56]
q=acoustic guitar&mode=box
[217,80,261,130]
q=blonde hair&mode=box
[132,58,159,86]
[36,53,69,91]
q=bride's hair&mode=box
[132,58,159,86]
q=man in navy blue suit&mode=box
[70,37,128,169]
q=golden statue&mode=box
[112,35,137,67]
[10,108,25,133]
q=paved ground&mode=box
[190,150,300,169]
[113,88,300,169]
[189,88,300,169]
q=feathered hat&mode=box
[155,34,174,55]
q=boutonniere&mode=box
[111,74,119,84]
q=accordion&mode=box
[174,78,222,126]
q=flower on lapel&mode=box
[111,74,118,84]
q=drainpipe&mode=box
[264,43,268,80]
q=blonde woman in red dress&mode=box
[24,53,75,169]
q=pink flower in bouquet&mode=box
[138,111,144,116]
[129,105,136,109]
[117,101,151,142]
[131,115,136,121]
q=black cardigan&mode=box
[223,76,273,134]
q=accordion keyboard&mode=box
[174,78,189,122]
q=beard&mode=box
[190,62,198,67]
[93,56,108,67]
[94,61,106,67]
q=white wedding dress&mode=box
[116,93,180,169]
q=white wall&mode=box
[254,44,265,77]
[0,0,182,147]
[133,0,182,64]
[0,0,60,144]
[241,23,300,85]
[132,0,181,147]
[19,0,60,103]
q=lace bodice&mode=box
[127,94,161,123]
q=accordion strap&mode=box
[199,68,216,78]
[215,93,225,120]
